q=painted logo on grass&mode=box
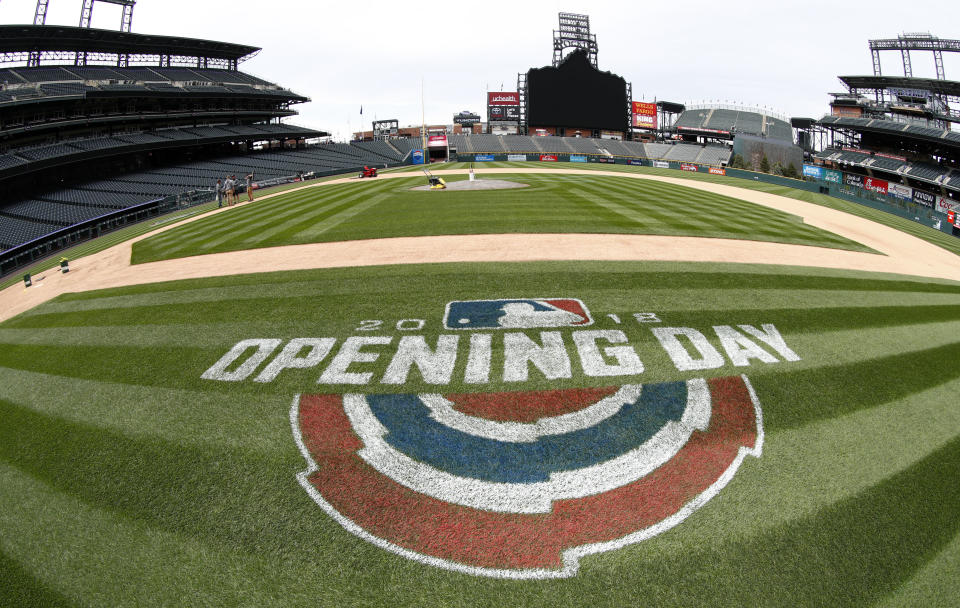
[291,375,764,579]
[443,298,593,330]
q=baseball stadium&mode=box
[2,3,960,607]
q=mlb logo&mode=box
[443,298,593,330]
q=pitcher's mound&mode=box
[410,179,529,191]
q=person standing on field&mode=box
[246,172,255,202]
[224,175,236,206]
[215,178,223,207]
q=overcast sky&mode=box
[4,0,960,140]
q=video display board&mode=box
[526,50,628,132]
[487,92,520,123]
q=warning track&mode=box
[2,167,959,323]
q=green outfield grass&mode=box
[130,173,874,264]
[409,162,960,257]
[2,260,959,606]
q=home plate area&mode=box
[293,375,763,579]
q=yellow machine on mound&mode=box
[423,168,446,190]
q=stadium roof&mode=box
[0,25,260,63]
[839,75,960,98]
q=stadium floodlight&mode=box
[27,0,51,66]
[78,0,136,30]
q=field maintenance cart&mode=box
[358,166,378,178]
[422,168,446,190]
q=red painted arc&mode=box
[298,376,758,572]
[543,298,591,325]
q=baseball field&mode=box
[1,164,959,606]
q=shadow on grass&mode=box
[752,340,960,430]
[0,550,78,608]
[0,399,345,562]
[584,433,960,606]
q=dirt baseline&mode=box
[2,167,959,323]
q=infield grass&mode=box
[131,173,873,264]
[2,260,959,606]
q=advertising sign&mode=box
[889,183,912,201]
[936,197,960,214]
[823,169,842,184]
[709,167,726,176]
[802,164,824,179]
[411,149,425,165]
[428,135,448,148]
[570,155,587,163]
[596,157,616,164]
[475,154,495,162]
[681,164,699,172]
[913,189,936,207]
[487,92,520,106]
[507,154,528,162]
[863,177,888,195]
[540,154,558,162]
[454,112,481,126]
[372,119,399,139]
[631,102,657,129]
[948,210,956,225]
[628,159,644,166]
[844,173,864,188]
[654,161,670,169]
[489,106,521,121]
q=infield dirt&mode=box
[2,167,959,324]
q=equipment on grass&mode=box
[422,168,447,190]
[358,166,378,178]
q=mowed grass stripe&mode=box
[587,177,860,248]
[287,192,390,240]
[664,377,960,547]
[138,180,384,249]
[141,183,390,257]
[588,434,960,606]
[0,367,288,448]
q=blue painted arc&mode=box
[365,382,688,484]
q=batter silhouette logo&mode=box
[443,298,593,330]
[291,375,764,579]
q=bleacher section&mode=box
[815,146,954,186]
[819,115,956,143]
[0,124,320,173]
[675,107,794,141]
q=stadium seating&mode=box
[696,146,733,166]
[0,214,61,250]
[664,145,702,163]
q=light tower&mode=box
[553,13,598,68]
[27,0,52,66]
[75,0,137,65]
